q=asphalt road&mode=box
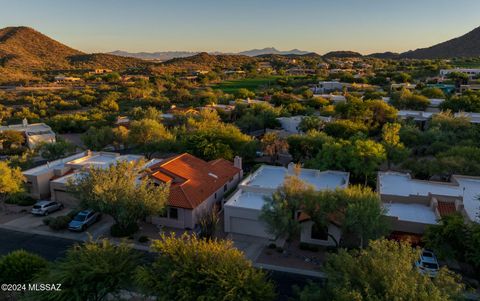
[0,228,318,300]
[0,228,77,260]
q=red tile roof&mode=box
[437,201,457,217]
[149,153,241,209]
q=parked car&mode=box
[31,201,64,216]
[68,210,100,232]
[416,249,439,277]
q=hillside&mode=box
[323,51,363,59]
[0,26,83,69]
[400,26,480,59]
[154,52,256,73]
[0,26,149,73]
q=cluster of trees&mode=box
[424,213,480,271]
[296,239,464,301]
[400,112,480,179]
[81,108,256,161]
[1,236,275,301]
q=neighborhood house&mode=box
[147,153,243,230]
[378,171,480,235]
[0,119,56,149]
[224,163,349,246]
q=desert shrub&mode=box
[49,215,72,230]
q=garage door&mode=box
[229,217,270,238]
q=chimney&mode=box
[22,118,28,127]
[234,156,242,170]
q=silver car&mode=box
[31,200,64,216]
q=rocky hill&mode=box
[400,26,480,59]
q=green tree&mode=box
[342,186,389,248]
[68,160,169,236]
[317,239,464,301]
[27,239,140,301]
[260,172,314,241]
[261,132,289,163]
[236,88,256,99]
[0,161,25,204]
[38,140,76,161]
[128,118,174,158]
[136,233,275,301]
[0,250,47,283]
[0,130,25,150]
[112,125,130,150]
[381,123,409,169]
[81,126,114,151]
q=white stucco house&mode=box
[224,163,349,246]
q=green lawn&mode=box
[213,76,279,94]
[212,76,305,94]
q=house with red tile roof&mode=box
[148,153,243,230]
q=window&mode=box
[224,184,227,192]
[311,223,329,241]
[169,208,178,220]
[214,193,217,200]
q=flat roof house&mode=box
[148,153,243,230]
[224,163,349,246]
[378,172,480,235]
[23,151,143,204]
[0,119,56,149]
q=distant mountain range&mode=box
[108,47,311,61]
[2,24,480,82]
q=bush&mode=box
[5,193,36,206]
[67,209,80,219]
[49,215,72,231]
[110,223,139,237]
[0,250,48,283]
[43,217,54,226]
[138,236,149,243]
[268,243,277,249]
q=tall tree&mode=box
[261,132,289,163]
[382,123,409,169]
[68,160,169,236]
[136,233,275,301]
[128,118,174,159]
[261,172,315,241]
[0,161,25,206]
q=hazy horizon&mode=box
[1,0,480,55]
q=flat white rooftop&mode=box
[23,152,143,176]
[226,165,349,210]
[230,192,268,210]
[379,172,480,222]
[0,122,54,134]
[245,165,349,191]
[384,202,438,224]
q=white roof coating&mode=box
[245,165,349,191]
[226,165,349,210]
[379,172,480,222]
[231,192,269,210]
[384,203,438,224]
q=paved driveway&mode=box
[0,209,113,241]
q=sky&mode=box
[1,0,480,55]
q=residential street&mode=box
[0,228,76,260]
